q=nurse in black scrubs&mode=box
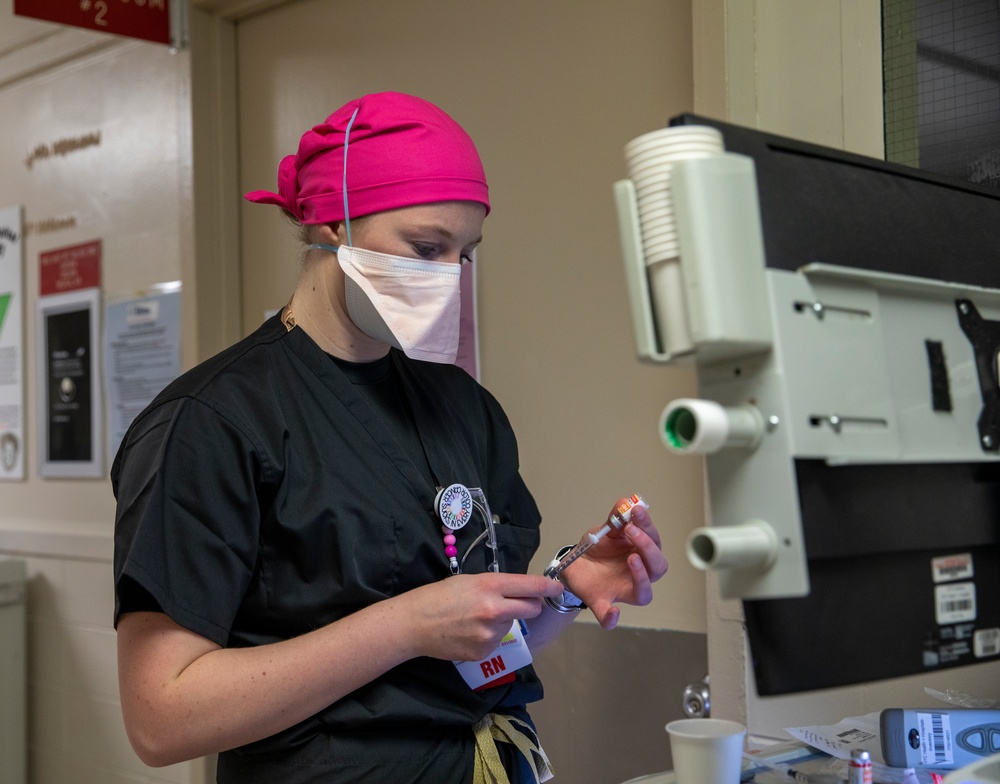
[113,91,668,784]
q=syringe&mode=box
[545,494,649,581]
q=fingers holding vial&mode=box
[623,501,669,585]
[553,494,668,625]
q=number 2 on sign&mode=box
[79,0,109,27]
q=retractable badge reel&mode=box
[435,482,474,574]
[435,483,527,690]
[434,482,500,575]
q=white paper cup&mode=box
[666,718,746,784]
[624,126,724,270]
[639,224,679,244]
[637,195,674,218]
[645,246,680,270]
[624,127,723,157]
[625,136,722,165]
[644,234,679,257]
[627,144,726,171]
[635,191,674,218]
[634,178,675,198]
[638,209,673,228]
[627,148,722,188]
[634,194,671,213]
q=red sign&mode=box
[40,240,102,296]
[13,0,177,47]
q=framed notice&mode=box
[104,285,181,465]
[36,289,103,478]
[0,206,25,480]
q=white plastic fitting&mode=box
[659,398,764,454]
[686,520,778,572]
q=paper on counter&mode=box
[784,711,885,763]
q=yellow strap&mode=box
[472,713,554,784]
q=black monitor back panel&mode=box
[670,115,1000,695]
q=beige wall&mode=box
[694,0,885,158]
[0,38,191,528]
[0,27,211,784]
[237,0,709,635]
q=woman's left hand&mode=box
[558,500,669,630]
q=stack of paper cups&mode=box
[624,126,724,356]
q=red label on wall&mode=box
[40,241,102,296]
[14,0,173,46]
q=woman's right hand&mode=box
[116,573,562,767]
[400,572,564,662]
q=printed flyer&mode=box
[0,206,24,480]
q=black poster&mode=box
[46,308,92,462]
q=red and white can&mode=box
[848,749,873,784]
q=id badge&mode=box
[453,620,532,690]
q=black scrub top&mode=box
[112,313,544,783]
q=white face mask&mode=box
[320,244,463,364]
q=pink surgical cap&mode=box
[244,91,490,224]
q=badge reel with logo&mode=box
[434,483,533,691]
